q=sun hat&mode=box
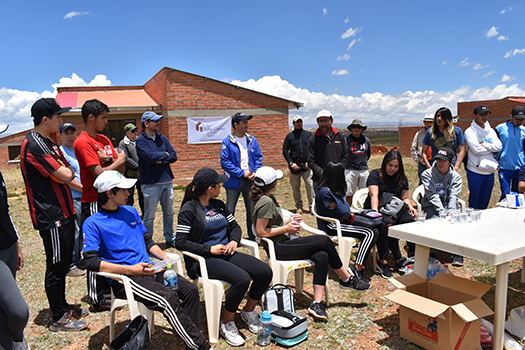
[292,115,303,122]
[347,119,367,131]
[253,166,284,186]
[124,123,138,132]
[93,170,137,193]
[421,113,434,122]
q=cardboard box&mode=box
[386,272,493,350]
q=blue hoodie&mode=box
[495,121,525,171]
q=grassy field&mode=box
[5,155,525,349]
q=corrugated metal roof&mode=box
[56,89,158,108]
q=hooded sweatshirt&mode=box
[421,164,462,215]
[464,120,502,175]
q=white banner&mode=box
[187,116,231,144]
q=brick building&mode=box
[1,67,302,181]
[398,96,525,157]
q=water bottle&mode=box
[257,310,272,346]
[163,263,178,292]
[440,264,453,275]
[405,264,413,275]
[426,258,435,281]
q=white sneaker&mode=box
[220,321,245,347]
[240,309,260,333]
[13,337,30,350]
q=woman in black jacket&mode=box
[175,168,272,347]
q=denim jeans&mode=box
[225,178,254,240]
[142,183,174,243]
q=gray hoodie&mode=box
[421,164,462,217]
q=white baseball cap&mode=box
[317,109,332,119]
[93,170,137,193]
[254,166,284,186]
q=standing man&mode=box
[282,115,313,214]
[464,105,502,209]
[221,112,263,241]
[136,111,178,247]
[345,119,371,205]
[495,106,525,200]
[411,114,434,183]
[59,122,85,277]
[119,123,144,216]
[20,98,88,331]
[74,99,126,311]
[307,109,348,195]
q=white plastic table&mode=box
[388,207,525,350]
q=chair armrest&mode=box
[260,237,277,264]
[239,239,260,259]
[181,251,210,282]
[165,252,184,275]
[95,271,137,303]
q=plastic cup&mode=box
[466,208,474,222]
[451,211,461,224]
[417,212,427,224]
[471,210,481,223]
[439,209,447,220]
[460,213,468,223]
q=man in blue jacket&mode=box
[495,106,525,200]
[220,112,263,240]
[136,111,178,247]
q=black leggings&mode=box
[377,211,415,261]
[274,235,343,286]
[205,252,272,313]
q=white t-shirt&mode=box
[235,135,249,171]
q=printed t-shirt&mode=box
[422,126,465,163]
[202,203,229,246]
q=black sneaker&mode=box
[377,261,393,279]
[68,306,89,319]
[308,301,328,320]
[339,276,370,291]
[50,312,89,332]
[349,265,370,283]
[452,255,464,266]
[394,258,407,271]
[92,298,111,312]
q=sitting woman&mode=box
[316,162,383,281]
[250,166,369,322]
[175,168,273,347]
[365,150,417,277]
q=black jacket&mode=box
[283,128,312,173]
[175,197,242,279]
[307,127,348,182]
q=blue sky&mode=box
[1,0,525,133]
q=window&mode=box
[8,145,21,161]
[103,119,137,148]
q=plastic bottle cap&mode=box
[407,265,413,268]
[260,310,272,322]
[167,263,172,269]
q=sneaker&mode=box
[452,255,464,266]
[92,298,111,312]
[395,258,407,271]
[66,266,86,277]
[220,321,244,347]
[308,301,328,320]
[339,276,370,291]
[349,264,369,283]
[68,306,89,319]
[377,261,393,279]
[12,336,30,350]
[240,309,260,334]
[50,312,89,332]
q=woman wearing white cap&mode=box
[250,166,369,322]
[175,168,272,347]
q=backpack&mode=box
[352,209,383,228]
[270,310,308,347]
[263,284,295,313]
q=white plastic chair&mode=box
[412,184,466,213]
[96,252,184,341]
[255,210,329,304]
[351,188,370,211]
[181,238,259,344]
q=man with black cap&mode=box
[464,105,501,209]
[307,109,348,195]
[421,147,463,265]
[20,98,89,331]
[59,122,85,277]
[220,112,263,241]
[119,123,144,215]
[495,106,525,200]
[345,119,371,205]
[136,111,178,247]
[282,115,313,214]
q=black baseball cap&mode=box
[512,106,525,119]
[59,122,77,133]
[193,168,228,189]
[435,147,454,162]
[31,98,71,121]
[473,104,491,115]
[231,112,252,124]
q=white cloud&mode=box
[64,11,90,20]
[336,54,352,61]
[344,17,349,23]
[341,27,362,39]
[458,57,470,67]
[51,73,111,92]
[229,75,525,126]
[500,7,514,14]
[498,35,509,41]
[500,74,515,82]
[473,63,489,70]
[331,69,349,76]
[483,71,496,78]
[347,37,362,50]
[485,26,499,38]
[442,61,448,66]
[504,48,525,58]
[323,8,327,15]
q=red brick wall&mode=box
[399,126,422,156]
